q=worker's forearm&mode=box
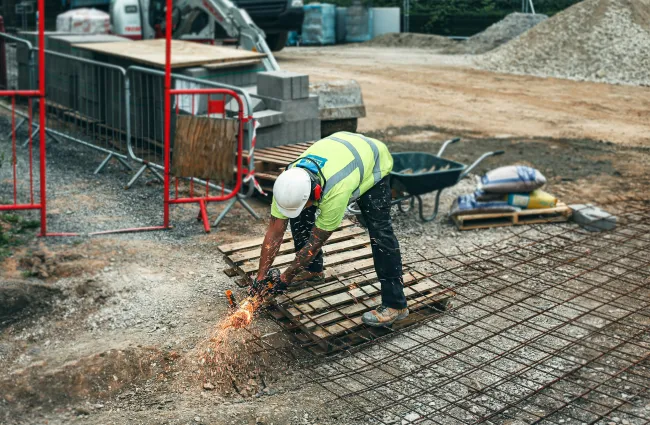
[283,227,332,281]
[256,217,287,281]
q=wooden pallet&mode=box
[245,142,314,192]
[452,202,572,231]
[217,221,456,355]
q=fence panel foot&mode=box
[125,164,148,189]
[238,196,260,220]
[213,197,238,228]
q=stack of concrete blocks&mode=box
[48,35,131,131]
[255,71,321,148]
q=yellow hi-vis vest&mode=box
[271,132,394,231]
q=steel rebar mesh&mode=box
[250,201,650,425]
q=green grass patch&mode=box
[0,213,40,260]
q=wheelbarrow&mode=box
[348,138,504,222]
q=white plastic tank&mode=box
[372,7,400,38]
[110,0,143,40]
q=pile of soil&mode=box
[475,0,650,86]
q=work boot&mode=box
[362,305,409,327]
[289,270,325,287]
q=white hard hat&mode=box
[273,167,312,218]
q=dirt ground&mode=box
[1,45,649,425]
[278,46,650,146]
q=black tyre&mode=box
[266,32,289,52]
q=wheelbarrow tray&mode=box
[390,152,466,196]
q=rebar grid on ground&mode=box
[232,203,649,424]
[246,202,650,425]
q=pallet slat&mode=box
[221,221,455,355]
[228,227,366,264]
[217,219,355,254]
[286,272,427,318]
[312,288,453,340]
[453,202,572,230]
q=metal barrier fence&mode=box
[0,0,65,236]
[1,42,261,231]
[43,50,133,174]
[0,32,37,142]
[166,88,246,233]
[125,65,260,227]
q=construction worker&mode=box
[253,132,408,327]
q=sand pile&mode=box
[476,0,650,86]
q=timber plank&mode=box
[74,39,266,68]
[246,245,373,274]
[299,278,447,330]
[312,289,455,340]
[278,271,379,305]
[324,258,376,278]
[287,272,431,317]
[217,219,355,253]
[229,227,366,264]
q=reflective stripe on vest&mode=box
[356,133,383,185]
[325,135,364,199]
[324,134,384,199]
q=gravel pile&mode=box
[366,13,546,54]
[453,12,548,54]
[475,0,650,86]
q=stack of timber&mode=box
[217,220,456,354]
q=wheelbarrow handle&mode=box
[436,137,461,157]
[460,150,505,180]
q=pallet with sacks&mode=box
[217,220,456,354]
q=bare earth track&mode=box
[278,46,650,146]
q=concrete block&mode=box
[257,71,310,100]
[253,109,283,128]
[260,95,319,122]
[291,74,309,99]
[308,118,321,141]
[570,204,617,232]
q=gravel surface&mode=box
[365,32,459,51]
[453,12,548,54]
[475,0,650,86]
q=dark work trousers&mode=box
[290,177,407,309]
[356,176,407,309]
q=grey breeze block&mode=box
[257,71,309,100]
[569,204,617,232]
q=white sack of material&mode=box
[56,8,110,34]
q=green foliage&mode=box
[319,0,583,35]
[0,213,40,259]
